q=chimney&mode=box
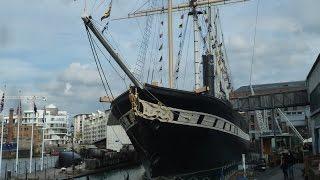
[7,108,14,143]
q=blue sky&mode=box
[0,0,319,115]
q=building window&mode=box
[250,115,254,123]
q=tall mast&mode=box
[191,1,201,90]
[168,0,174,88]
[82,16,142,89]
[207,6,212,55]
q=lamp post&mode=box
[41,105,46,171]
[71,124,75,177]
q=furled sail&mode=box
[101,0,112,21]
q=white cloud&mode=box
[64,82,73,95]
[59,62,100,86]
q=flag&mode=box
[159,33,163,38]
[33,102,37,115]
[178,23,183,28]
[158,44,163,51]
[160,21,163,25]
[0,92,4,113]
[159,56,163,62]
[180,14,184,19]
[101,0,112,21]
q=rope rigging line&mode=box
[86,26,131,144]
[86,27,110,98]
[133,0,156,82]
[89,30,114,99]
[91,19,128,66]
[249,0,260,88]
[85,20,162,108]
[131,0,152,15]
[216,8,233,89]
[174,12,189,87]
[146,12,161,83]
[155,3,165,85]
[90,0,98,15]
[183,21,192,89]
[90,20,131,87]
[94,0,107,13]
[89,32,128,88]
[85,15,187,125]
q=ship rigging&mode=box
[82,0,251,178]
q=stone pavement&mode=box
[257,163,304,180]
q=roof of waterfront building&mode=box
[231,80,306,98]
[306,53,320,80]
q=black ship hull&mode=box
[111,84,250,178]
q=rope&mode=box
[86,26,110,98]
[131,0,151,14]
[146,13,160,83]
[85,16,184,124]
[217,8,233,90]
[87,27,126,146]
[95,0,106,12]
[88,29,115,99]
[249,0,260,88]
[183,23,192,89]
[175,12,190,87]
[89,33,128,88]
[91,0,98,15]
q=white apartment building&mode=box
[5,104,69,146]
[82,110,131,152]
[73,114,90,143]
[83,110,106,144]
[43,104,68,146]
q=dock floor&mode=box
[256,163,304,180]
